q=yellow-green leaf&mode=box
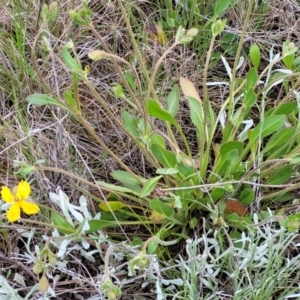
[147,23,168,45]
[98,201,127,212]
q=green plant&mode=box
[23,0,300,256]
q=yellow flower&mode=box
[1,181,40,222]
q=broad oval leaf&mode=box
[240,188,255,205]
[224,199,248,216]
[214,0,231,16]
[249,44,261,69]
[147,99,177,125]
[179,77,201,102]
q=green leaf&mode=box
[214,0,231,16]
[112,83,125,98]
[167,17,175,28]
[123,183,142,193]
[225,213,253,229]
[269,191,295,203]
[98,201,127,212]
[178,162,195,177]
[110,170,140,186]
[140,176,162,198]
[61,47,80,70]
[150,198,174,218]
[246,68,258,91]
[156,168,178,175]
[96,181,138,194]
[240,188,255,205]
[290,154,300,164]
[124,71,137,91]
[175,182,194,203]
[265,102,297,117]
[250,115,285,142]
[212,19,227,36]
[227,149,239,164]
[293,56,300,70]
[186,96,204,133]
[222,122,233,143]
[263,127,296,153]
[166,84,180,117]
[215,141,243,176]
[189,217,198,229]
[220,141,244,156]
[147,240,158,254]
[210,188,225,201]
[64,87,76,108]
[149,134,166,149]
[266,165,293,184]
[283,41,298,57]
[122,110,139,137]
[178,36,193,44]
[86,220,119,233]
[284,215,299,232]
[151,143,177,168]
[147,99,177,125]
[244,89,257,114]
[283,53,295,70]
[249,44,261,69]
[26,93,68,109]
[52,211,76,234]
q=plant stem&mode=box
[89,24,142,108]
[201,33,217,178]
[228,0,254,118]
[115,0,151,87]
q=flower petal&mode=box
[1,186,14,203]
[16,181,31,200]
[20,200,40,215]
[7,202,21,222]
